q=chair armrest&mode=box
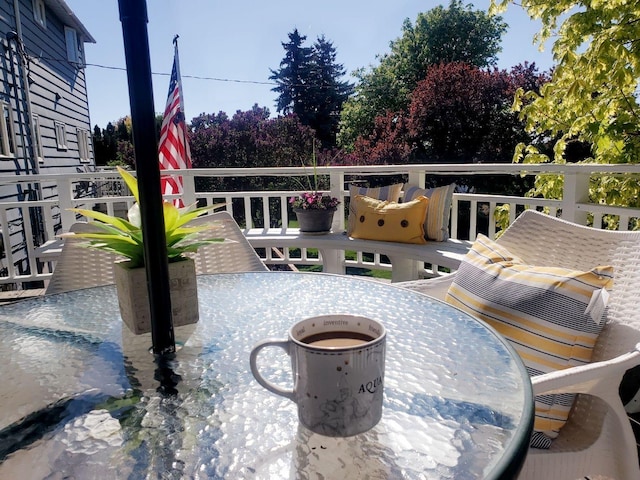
[532,344,640,399]
[531,344,640,479]
[397,274,456,301]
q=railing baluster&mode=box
[1,164,640,287]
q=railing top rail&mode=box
[1,163,639,184]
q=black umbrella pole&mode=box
[118,0,175,354]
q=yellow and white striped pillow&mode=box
[403,184,455,241]
[445,234,614,448]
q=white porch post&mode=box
[181,173,196,206]
[562,171,590,225]
[327,170,345,273]
[57,177,76,231]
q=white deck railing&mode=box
[1,163,639,288]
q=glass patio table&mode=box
[0,271,533,479]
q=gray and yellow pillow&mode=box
[445,235,614,448]
[403,184,455,241]
[349,195,429,244]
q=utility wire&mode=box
[84,62,277,86]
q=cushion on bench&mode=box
[347,183,404,235]
[349,195,429,245]
[404,184,456,241]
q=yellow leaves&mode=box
[117,166,139,203]
[499,0,640,213]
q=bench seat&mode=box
[245,228,472,282]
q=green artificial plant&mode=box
[66,166,224,267]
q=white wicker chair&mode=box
[45,222,120,295]
[46,210,267,295]
[185,211,268,274]
[400,209,640,480]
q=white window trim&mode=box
[64,27,83,66]
[33,0,46,29]
[55,122,68,150]
[32,114,44,163]
[77,128,90,162]
[0,102,16,158]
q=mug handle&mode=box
[249,338,295,401]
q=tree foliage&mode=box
[491,0,640,217]
[353,62,548,165]
[92,116,161,167]
[353,111,413,165]
[269,30,353,147]
[338,0,507,148]
[408,62,548,163]
[188,106,355,227]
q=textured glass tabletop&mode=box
[0,272,533,479]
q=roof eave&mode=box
[45,0,96,44]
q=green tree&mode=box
[270,30,353,148]
[269,29,314,120]
[307,36,354,147]
[92,116,163,167]
[339,0,507,148]
[491,0,640,221]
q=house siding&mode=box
[0,0,95,283]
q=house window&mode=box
[0,102,16,157]
[33,0,46,28]
[55,122,68,150]
[32,114,44,162]
[77,128,91,162]
[64,27,82,65]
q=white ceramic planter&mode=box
[114,258,199,334]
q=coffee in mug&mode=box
[250,314,386,437]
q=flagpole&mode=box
[118,0,175,355]
[159,34,192,207]
[173,35,186,120]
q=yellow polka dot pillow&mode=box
[347,183,404,235]
[348,195,429,244]
[403,184,455,241]
[445,234,614,449]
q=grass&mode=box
[276,215,393,280]
[292,248,392,280]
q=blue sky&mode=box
[65,1,555,129]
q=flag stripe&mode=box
[159,43,191,207]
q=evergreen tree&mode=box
[269,29,314,120]
[308,36,354,147]
[270,30,354,147]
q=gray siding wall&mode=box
[1,0,94,180]
[0,0,95,280]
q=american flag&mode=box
[159,38,191,206]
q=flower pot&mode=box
[294,208,336,234]
[114,258,199,335]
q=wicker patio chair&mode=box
[185,210,268,274]
[45,222,120,295]
[400,209,640,480]
[46,210,266,295]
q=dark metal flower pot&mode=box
[294,208,336,234]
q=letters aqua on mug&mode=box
[250,314,386,437]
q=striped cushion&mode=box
[403,184,455,241]
[347,183,404,235]
[445,235,614,448]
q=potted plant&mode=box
[66,166,224,334]
[289,142,340,234]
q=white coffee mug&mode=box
[250,314,386,437]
